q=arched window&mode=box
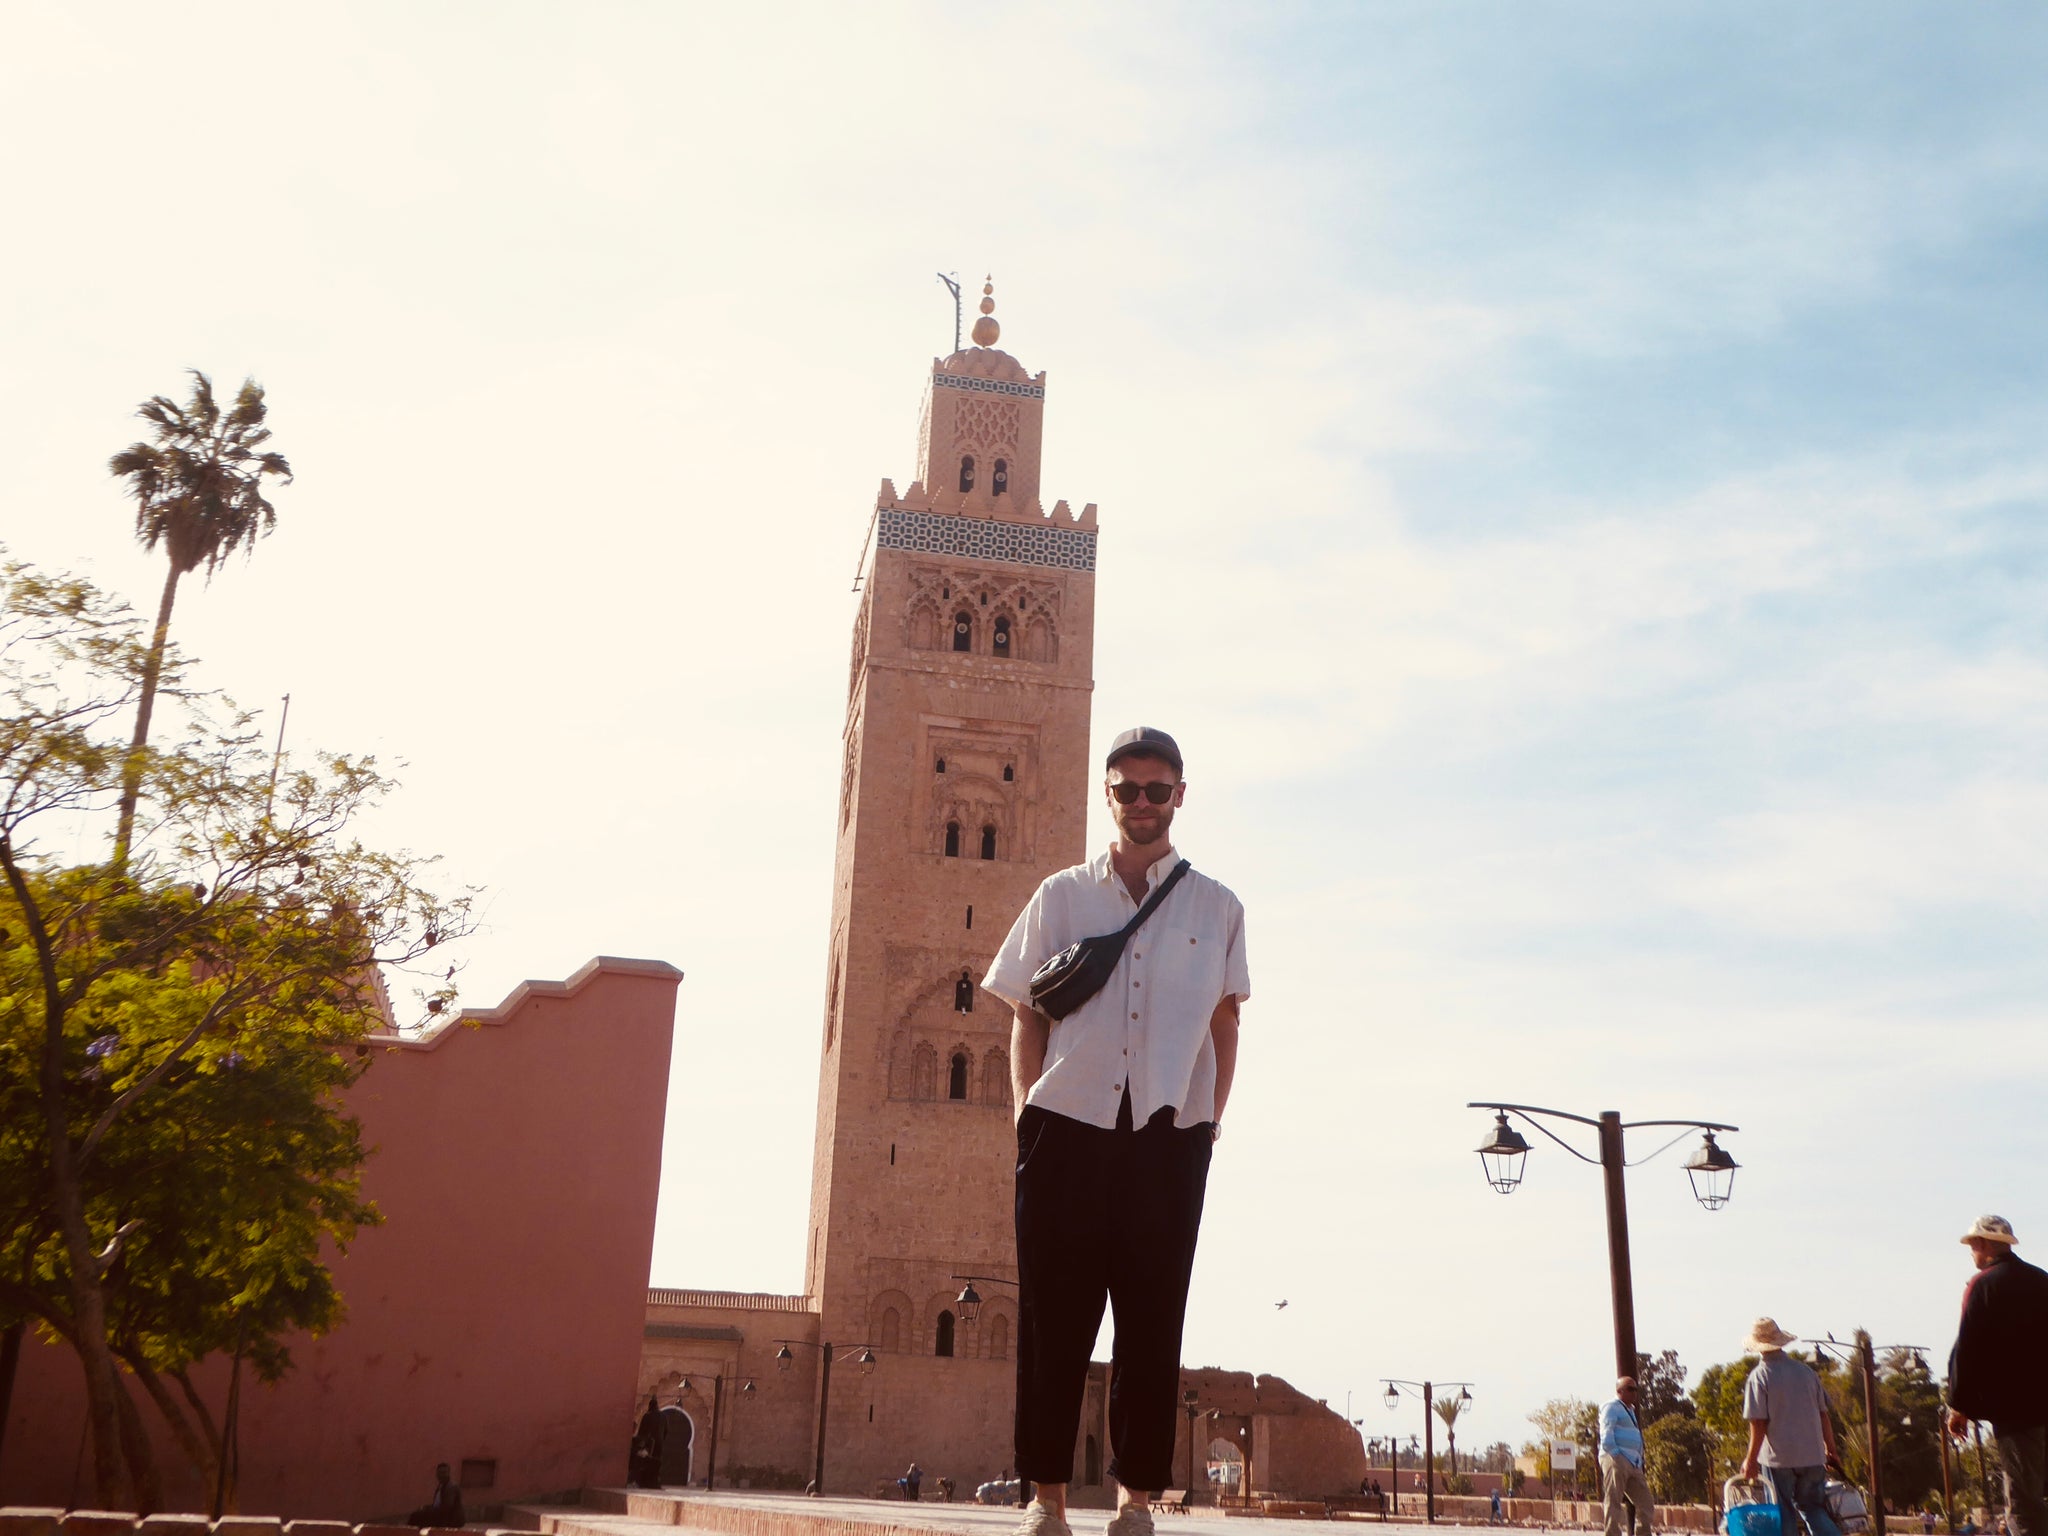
[954,971,974,1013]
[944,822,960,858]
[1002,763,1014,782]
[980,825,997,860]
[986,1314,1009,1360]
[1084,1434,1102,1486]
[935,756,945,773]
[911,1043,937,1100]
[952,612,972,652]
[948,1052,969,1100]
[993,459,1009,495]
[935,1310,955,1357]
[982,1048,1010,1109]
[959,455,975,492]
[992,616,1011,654]
[880,1307,901,1353]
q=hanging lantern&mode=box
[774,1344,795,1372]
[1684,1131,1738,1210]
[1475,1112,1531,1194]
[956,1281,983,1323]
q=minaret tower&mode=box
[804,283,1098,1487]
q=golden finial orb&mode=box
[971,275,1000,346]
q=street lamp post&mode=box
[1184,1390,1201,1502]
[677,1372,755,1490]
[773,1339,877,1495]
[1806,1334,1928,1536]
[1385,1379,1472,1526]
[1470,1102,1740,1380]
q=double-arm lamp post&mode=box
[1470,1102,1740,1380]
[674,1371,755,1490]
[773,1338,877,1495]
[1803,1334,1928,1536]
[1383,1380,1471,1525]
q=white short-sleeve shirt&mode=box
[982,847,1250,1130]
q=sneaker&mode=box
[1017,1502,1074,1536]
[1105,1505,1157,1536]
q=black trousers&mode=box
[1014,1093,1213,1491]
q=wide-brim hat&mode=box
[1745,1316,1798,1351]
[1961,1215,2018,1247]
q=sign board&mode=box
[1550,1441,1578,1472]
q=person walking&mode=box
[1739,1318,1842,1536]
[985,727,1250,1536]
[1946,1216,2048,1536]
[1601,1376,1653,1536]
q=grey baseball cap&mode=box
[1105,726,1183,774]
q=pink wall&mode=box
[2,955,681,1518]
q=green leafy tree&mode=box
[1819,1336,1944,1514]
[107,371,292,866]
[1693,1356,1762,1485]
[1636,1348,1694,1427]
[1644,1414,1715,1504]
[1529,1398,1599,1498]
[0,555,466,1510]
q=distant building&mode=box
[2,957,682,1517]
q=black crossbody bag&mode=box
[1027,859,1192,1021]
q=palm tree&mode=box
[1435,1393,1468,1485]
[108,371,291,865]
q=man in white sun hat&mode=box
[1739,1317,1842,1536]
[1946,1217,2048,1536]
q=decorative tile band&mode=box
[878,509,1096,572]
[932,372,1045,400]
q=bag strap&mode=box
[1116,857,1192,941]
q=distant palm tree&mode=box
[1435,1394,1467,1482]
[108,371,291,864]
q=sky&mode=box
[5,0,2048,1460]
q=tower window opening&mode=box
[959,455,975,492]
[1002,763,1014,782]
[993,459,1009,494]
[890,1142,896,1165]
[935,1310,956,1357]
[993,616,1011,653]
[935,756,945,773]
[948,1051,969,1099]
[965,904,973,930]
[980,825,997,860]
[955,971,974,1013]
[944,822,960,858]
[953,612,972,652]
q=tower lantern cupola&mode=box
[916,277,1048,510]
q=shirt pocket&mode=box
[1156,922,1227,1014]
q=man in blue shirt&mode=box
[1601,1376,1653,1536]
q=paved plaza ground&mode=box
[509,1488,1467,1536]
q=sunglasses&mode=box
[1109,781,1178,805]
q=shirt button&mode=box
[1133,981,1141,988]
[1131,1012,1139,1020]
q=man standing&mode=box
[1600,1376,1653,1536]
[1739,1318,1841,1536]
[1946,1216,2048,1536]
[985,727,1250,1536]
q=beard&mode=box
[1115,803,1174,845]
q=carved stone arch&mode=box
[931,774,1010,857]
[1023,611,1058,664]
[905,594,941,652]
[945,1040,973,1101]
[989,606,1018,661]
[910,1041,937,1101]
[871,1288,915,1353]
[924,1291,963,1356]
[848,598,872,697]
[981,1047,1011,1112]
[980,1301,1016,1361]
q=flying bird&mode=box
[1274,1300,1289,1310]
